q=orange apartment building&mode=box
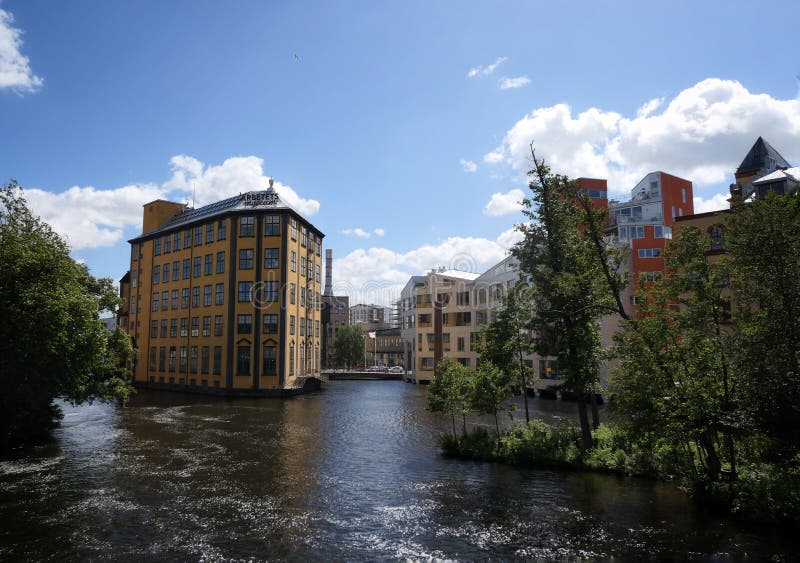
[119,182,324,395]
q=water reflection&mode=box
[0,381,796,560]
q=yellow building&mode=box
[121,182,324,395]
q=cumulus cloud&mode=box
[0,8,43,92]
[467,56,507,78]
[488,78,800,197]
[484,188,525,216]
[25,154,320,249]
[373,228,385,237]
[460,158,478,173]
[25,183,166,249]
[483,149,504,164]
[693,193,730,214]
[499,76,530,90]
[333,230,518,305]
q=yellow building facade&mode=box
[123,184,324,395]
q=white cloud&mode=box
[492,78,800,197]
[0,8,43,93]
[373,228,385,237]
[484,188,525,216]
[483,149,505,164]
[693,193,730,214]
[637,97,664,117]
[499,76,530,90]
[25,154,320,250]
[460,158,478,173]
[467,56,507,78]
[342,227,371,238]
[165,154,320,216]
[25,183,166,249]
[333,230,517,305]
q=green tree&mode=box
[728,193,800,460]
[426,358,472,439]
[0,181,136,449]
[513,146,612,449]
[331,324,365,369]
[470,361,511,447]
[477,284,534,423]
[613,227,737,483]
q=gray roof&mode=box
[736,137,791,174]
[752,166,800,185]
[132,185,323,241]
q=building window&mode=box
[204,254,213,276]
[164,235,171,253]
[190,346,198,373]
[202,316,211,337]
[192,256,202,277]
[203,285,212,307]
[301,256,306,277]
[173,232,181,251]
[181,288,189,309]
[152,293,159,312]
[215,283,224,305]
[238,281,253,302]
[290,315,295,335]
[192,286,200,307]
[168,347,176,371]
[191,317,199,337]
[263,346,277,375]
[183,259,191,280]
[214,315,223,336]
[639,271,662,283]
[237,314,252,334]
[654,226,672,239]
[151,320,158,338]
[710,226,726,251]
[290,218,297,241]
[289,343,295,375]
[291,251,296,272]
[682,187,687,204]
[289,283,296,304]
[457,336,465,352]
[638,248,662,259]
[206,223,214,243]
[153,265,160,285]
[149,347,157,370]
[191,226,201,246]
[154,238,162,255]
[301,226,307,247]
[218,219,226,241]
[263,281,279,302]
[264,248,279,269]
[301,287,306,308]
[539,359,559,379]
[300,318,306,336]
[161,291,169,310]
[172,261,180,281]
[170,289,178,309]
[240,216,254,237]
[180,317,188,337]
[162,263,170,283]
[315,320,320,337]
[263,314,278,333]
[170,318,177,337]
[132,243,140,261]
[216,251,225,274]
[265,215,280,236]
[179,346,187,372]
[160,318,168,338]
[239,249,254,269]
[201,346,210,374]
[184,229,192,249]
[237,346,251,375]
[213,346,222,374]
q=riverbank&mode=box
[439,421,800,526]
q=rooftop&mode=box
[736,137,791,174]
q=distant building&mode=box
[349,303,392,332]
[321,250,350,369]
[371,327,403,367]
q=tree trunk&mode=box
[451,413,456,440]
[494,411,501,455]
[576,393,593,450]
[517,339,530,424]
[699,429,722,481]
[462,413,467,437]
[589,392,600,430]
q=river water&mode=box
[1,381,795,560]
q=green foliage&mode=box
[426,358,473,438]
[0,181,135,449]
[500,420,582,467]
[330,324,365,369]
[513,147,612,448]
[469,361,511,441]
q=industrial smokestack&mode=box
[325,249,333,296]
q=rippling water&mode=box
[1,382,795,560]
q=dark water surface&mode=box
[1,381,795,560]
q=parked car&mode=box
[387,366,404,374]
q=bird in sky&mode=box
[293,53,300,61]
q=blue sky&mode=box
[2,0,799,305]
